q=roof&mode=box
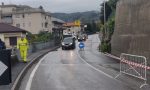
[0,4,17,7]
[51,17,65,24]
[14,7,45,14]
[0,23,27,33]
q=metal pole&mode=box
[104,0,106,40]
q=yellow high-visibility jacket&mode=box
[17,38,29,50]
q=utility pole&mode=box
[104,0,106,40]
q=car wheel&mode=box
[72,45,75,49]
[62,47,65,50]
[73,46,76,49]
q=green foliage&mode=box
[51,11,100,23]
[107,16,115,40]
[85,23,92,33]
[100,2,112,24]
[108,0,119,10]
[99,0,118,53]
[27,31,53,43]
[85,21,99,33]
[100,41,111,53]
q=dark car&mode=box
[62,37,76,50]
[78,35,86,42]
[83,34,88,39]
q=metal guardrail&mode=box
[11,40,56,57]
[28,40,55,54]
[115,53,148,88]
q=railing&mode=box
[28,40,55,54]
[11,40,56,57]
[115,53,148,88]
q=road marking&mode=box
[78,35,114,79]
[25,54,48,90]
[76,49,115,79]
[0,61,8,76]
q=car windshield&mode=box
[63,38,72,43]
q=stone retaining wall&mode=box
[111,0,150,64]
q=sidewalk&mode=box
[0,46,59,90]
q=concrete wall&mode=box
[0,34,4,41]
[111,0,150,64]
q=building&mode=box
[51,17,65,30]
[12,6,53,34]
[63,22,81,35]
[0,23,27,48]
[0,4,53,34]
[0,4,17,24]
[51,17,65,45]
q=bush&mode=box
[27,31,53,43]
[100,41,111,53]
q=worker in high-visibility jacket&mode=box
[17,37,29,62]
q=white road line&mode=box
[25,54,48,90]
[76,50,115,79]
[77,34,115,79]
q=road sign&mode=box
[0,50,11,85]
[79,42,84,49]
[0,61,8,76]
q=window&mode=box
[9,37,17,46]
[16,24,20,28]
[45,22,48,28]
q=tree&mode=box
[85,23,92,33]
[100,2,112,24]
[108,0,119,10]
[39,5,44,10]
[99,0,119,53]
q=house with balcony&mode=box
[0,4,53,34]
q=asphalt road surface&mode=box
[19,34,143,90]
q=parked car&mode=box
[62,37,76,50]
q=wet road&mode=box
[20,34,135,90]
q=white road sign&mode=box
[0,61,8,76]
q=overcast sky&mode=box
[0,0,103,13]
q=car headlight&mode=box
[69,43,73,45]
[62,42,65,45]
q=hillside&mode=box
[51,11,100,23]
